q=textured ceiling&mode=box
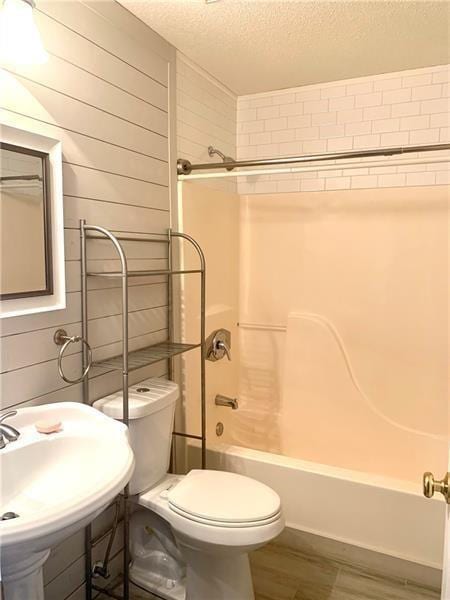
[120,0,450,95]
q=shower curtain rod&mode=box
[177,143,450,176]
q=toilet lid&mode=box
[167,470,281,525]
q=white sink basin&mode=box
[0,402,134,600]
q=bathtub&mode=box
[190,441,445,571]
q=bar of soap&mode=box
[35,419,62,434]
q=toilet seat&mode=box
[138,472,284,548]
[167,470,281,528]
[169,503,281,528]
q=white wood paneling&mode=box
[0,1,175,597]
[34,10,167,110]
[176,53,237,194]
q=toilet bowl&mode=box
[94,379,284,600]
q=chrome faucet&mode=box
[0,411,20,450]
[206,329,232,362]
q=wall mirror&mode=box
[0,124,65,319]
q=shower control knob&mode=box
[423,472,449,503]
[206,329,232,362]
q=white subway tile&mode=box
[325,176,351,190]
[276,179,301,193]
[321,85,346,99]
[440,127,450,142]
[236,146,256,159]
[432,68,450,84]
[374,77,402,91]
[265,117,288,131]
[249,131,272,145]
[319,124,345,138]
[279,141,303,155]
[436,170,450,184]
[399,115,430,131]
[238,108,257,121]
[362,105,391,121]
[301,178,325,192]
[370,165,397,175]
[427,161,449,171]
[421,98,450,114]
[355,92,382,108]
[380,131,409,146]
[351,175,378,188]
[237,134,250,146]
[303,99,329,114]
[248,96,274,108]
[295,126,320,140]
[256,143,279,157]
[237,99,251,110]
[378,173,406,187]
[312,112,337,126]
[405,172,436,186]
[302,139,327,153]
[238,182,256,194]
[346,81,373,95]
[271,93,296,105]
[345,167,369,176]
[323,169,343,178]
[345,121,371,136]
[327,137,353,151]
[353,133,380,149]
[280,103,304,116]
[287,114,311,128]
[270,129,296,143]
[238,120,265,134]
[329,95,355,111]
[337,108,364,124]
[295,88,322,102]
[409,128,440,144]
[402,73,433,88]
[383,88,412,104]
[411,84,443,101]
[442,83,450,97]
[391,101,421,118]
[372,118,401,133]
[254,180,278,193]
[257,105,279,120]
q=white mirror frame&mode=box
[0,123,65,319]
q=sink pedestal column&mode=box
[2,550,50,600]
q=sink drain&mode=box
[1,512,19,521]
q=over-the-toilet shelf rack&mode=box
[79,220,206,600]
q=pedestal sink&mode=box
[0,402,135,600]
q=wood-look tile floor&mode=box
[106,542,441,600]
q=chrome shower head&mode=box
[208,146,235,171]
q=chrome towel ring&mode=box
[54,329,92,384]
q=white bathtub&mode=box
[195,442,445,570]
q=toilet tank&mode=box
[94,378,179,495]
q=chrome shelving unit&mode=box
[80,219,206,600]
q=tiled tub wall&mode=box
[237,64,450,194]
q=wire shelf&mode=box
[87,269,202,278]
[92,341,200,373]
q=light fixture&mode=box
[0,0,48,65]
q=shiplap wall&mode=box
[0,2,175,598]
[176,52,237,193]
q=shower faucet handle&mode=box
[216,340,231,361]
[206,329,232,362]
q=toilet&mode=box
[94,378,284,600]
